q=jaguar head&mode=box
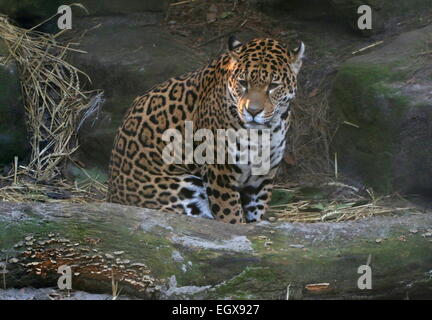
[226,36,305,128]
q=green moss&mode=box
[331,62,410,193]
[209,228,432,299]
[208,266,278,299]
[2,206,431,299]
[172,249,256,289]
[70,166,108,184]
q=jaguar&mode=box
[107,36,305,224]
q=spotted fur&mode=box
[108,37,304,223]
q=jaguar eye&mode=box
[267,83,281,92]
[238,80,248,89]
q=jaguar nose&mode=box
[246,106,264,117]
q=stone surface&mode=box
[328,0,385,36]
[253,0,432,36]
[329,0,432,35]
[331,24,432,194]
[0,40,28,166]
[0,288,130,300]
[0,0,168,33]
[77,0,169,15]
[0,0,169,20]
[70,14,206,170]
[0,0,62,21]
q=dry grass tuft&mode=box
[288,86,336,177]
[0,15,102,182]
[0,176,106,204]
[270,199,416,223]
[0,14,104,204]
[268,183,421,223]
[277,76,338,187]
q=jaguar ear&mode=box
[290,41,305,74]
[228,35,242,51]
[228,35,242,61]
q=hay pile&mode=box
[0,15,101,182]
[0,14,105,202]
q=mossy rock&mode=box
[1,202,431,299]
[331,25,432,194]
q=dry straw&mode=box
[286,80,337,180]
[269,195,415,223]
[0,14,101,182]
[269,183,419,223]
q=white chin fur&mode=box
[243,110,266,124]
[244,122,268,129]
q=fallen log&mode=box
[0,202,431,299]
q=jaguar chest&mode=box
[235,115,289,186]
